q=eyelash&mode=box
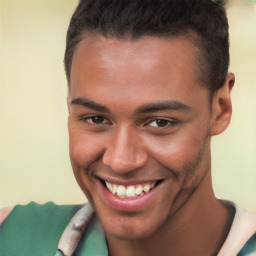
[80,115,179,129]
[146,118,180,129]
[79,115,111,125]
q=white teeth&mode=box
[150,182,156,189]
[112,184,118,194]
[135,186,143,196]
[117,185,126,197]
[143,184,150,193]
[105,181,158,198]
[106,182,112,191]
[126,186,135,197]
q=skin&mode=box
[68,35,235,255]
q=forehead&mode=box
[74,35,196,64]
[70,35,206,105]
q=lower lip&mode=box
[97,180,163,212]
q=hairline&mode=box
[68,29,212,95]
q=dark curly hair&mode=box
[64,0,230,93]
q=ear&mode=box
[210,73,235,136]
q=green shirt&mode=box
[0,202,108,256]
[0,202,255,256]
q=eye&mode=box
[81,116,111,125]
[148,118,178,128]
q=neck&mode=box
[106,171,235,256]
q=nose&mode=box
[102,126,148,173]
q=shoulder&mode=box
[0,202,83,255]
[1,201,82,227]
[218,202,256,256]
[0,206,14,224]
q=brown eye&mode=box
[84,116,110,125]
[91,116,105,124]
[148,119,178,128]
[155,119,168,127]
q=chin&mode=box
[97,209,168,241]
[105,224,160,241]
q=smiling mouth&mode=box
[99,179,163,198]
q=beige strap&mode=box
[218,205,256,256]
[57,203,94,256]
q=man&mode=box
[0,0,256,255]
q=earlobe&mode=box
[210,73,235,136]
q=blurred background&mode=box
[0,0,256,210]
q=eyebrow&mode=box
[71,97,190,114]
[135,100,191,114]
[71,97,110,112]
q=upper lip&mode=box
[96,175,163,186]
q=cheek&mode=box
[68,131,103,202]
[69,130,104,169]
[146,129,206,171]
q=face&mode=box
[68,35,214,240]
